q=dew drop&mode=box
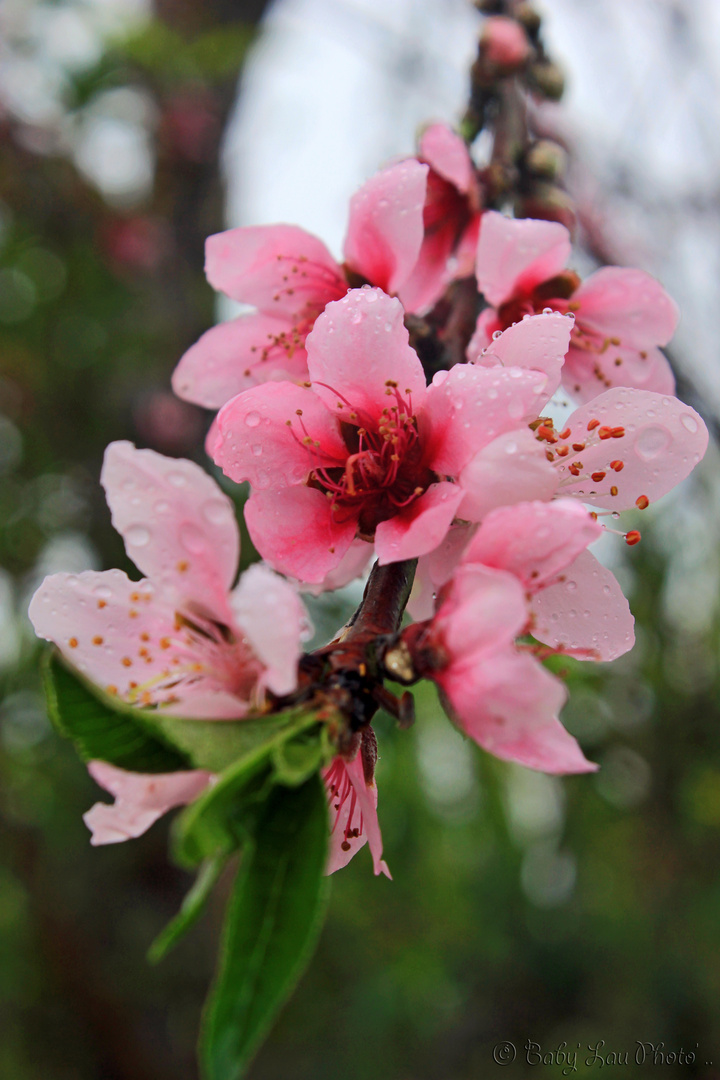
[492,330,502,340]
[680,413,699,434]
[154,500,171,514]
[635,425,671,461]
[202,499,233,525]
[180,524,206,554]
[126,525,150,547]
[167,471,186,487]
[251,444,263,456]
[542,307,553,315]
[566,580,577,591]
[245,412,261,428]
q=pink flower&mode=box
[171,160,429,410]
[323,729,390,878]
[83,761,214,845]
[29,441,310,718]
[469,210,680,403]
[212,288,555,583]
[480,16,532,73]
[405,499,631,774]
[398,123,482,314]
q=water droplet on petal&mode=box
[252,444,263,456]
[202,499,233,525]
[126,525,150,547]
[681,413,699,434]
[635,425,671,461]
[492,330,503,340]
[167,471,186,487]
[180,524,206,554]
[245,412,261,428]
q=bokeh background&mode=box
[1,1,720,1077]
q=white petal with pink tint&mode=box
[324,752,389,877]
[29,569,175,697]
[306,288,427,422]
[423,364,549,476]
[172,313,308,409]
[556,389,708,510]
[476,211,571,307]
[231,563,310,697]
[563,341,675,404]
[298,539,373,597]
[244,486,358,584]
[473,311,572,404]
[435,565,527,660]
[84,761,213,845]
[213,380,346,488]
[374,482,464,565]
[574,266,679,348]
[463,499,601,590]
[458,429,558,522]
[531,549,635,661]
[343,160,428,295]
[419,123,474,193]
[205,224,345,317]
[408,524,474,620]
[101,442,239,618]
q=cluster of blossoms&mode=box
[31,122,708,878]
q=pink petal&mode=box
[531,549,635,662]
[230,563,309,697]
[374,481,464,564]
[455,213,482,279]
[438,649,595,774]
[463,499,601,589]
[29,569,176,698]
[172,313,309,409]
[419,123,474,194]
[435,564,527,659]
[244,486,358,584]
[306,288,427,423]
[343,160,428,295]
[458,429,558,522]
[101,442,239,617]
[324,752,389,877]
[397,221,457,315]
[466,307,498,361]
[574,266,679,348]
[473,311,572,404]
[562,341,675,404]
[213,381,346,488]
[205,224,345,317]
[555,389,708,510]
[476,211,571,307]
[84,761,213,845]
[300,539,373,596]
[408,524,474,620]
[422,364,549,476]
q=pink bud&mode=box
[480,16,531,72]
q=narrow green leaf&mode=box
[271,733,325,786]
[200,776,330,1080]
[173,713,323,868]
[149,711,312,774]
[43,650,190,774]
[148,854,227,964]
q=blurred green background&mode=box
[1,2,719,1078]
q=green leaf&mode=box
[200,776,330,1080]
[149,711,314,774]
[173,712,323,868]
[271,733,326,786]
[148,854,226,964]
[43,650,190,774]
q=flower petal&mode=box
[419,123,474,194]
[472,311,572,404]
[205,224,345,317]
[324,751,390,878]
[172,313,309,409]
[434,564,527,660]
[458,429,558,522]
[438,649,595,774]
[556,389,708,510]
[423,364,549,476]
[408,524,474,620]
[213,381,346,488]
[230,563,310,697]
[244,486,358,584]
[101,442,239,615]
[463,499,601,589]
[374,481,464,564]
[397,221,457,315]
[563,341,675,404]
[531,549,635,662]
[476,211,571,307]
[306,288,427,423]
[300,539,373,596]
[574,266,679,348]
[343,160,428,295]
[84,761,212,845]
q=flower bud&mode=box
[515,184,576,235]
[524,139,568,182]
[527,59,565,100]
[479,16,532,74]
[515,2,542,36]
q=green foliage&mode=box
[148,854,227,964]
[200,776,330,1080]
